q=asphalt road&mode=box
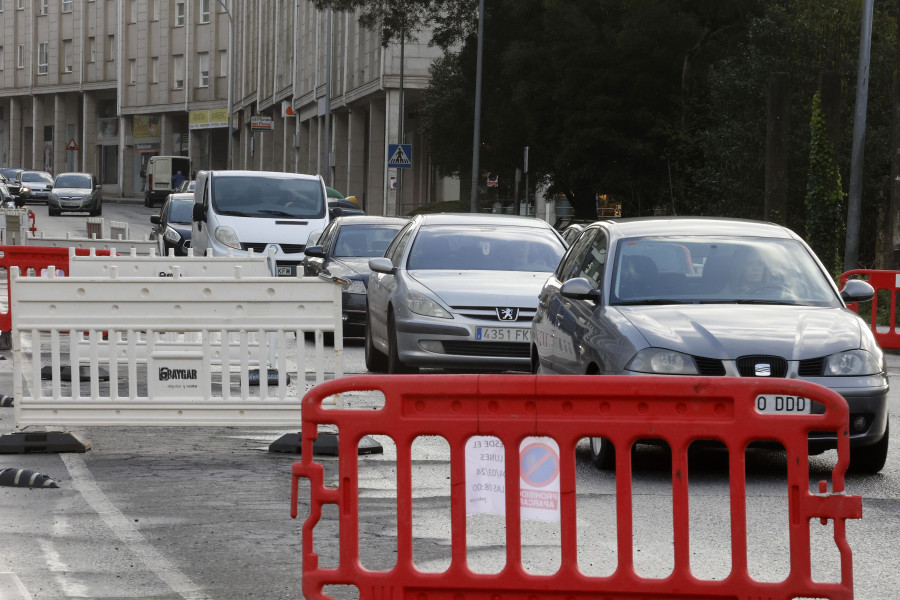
[0,205,898,599]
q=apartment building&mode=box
[0,0,459,214]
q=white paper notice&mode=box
[464,435,561,522]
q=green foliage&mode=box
[804,92,845,275]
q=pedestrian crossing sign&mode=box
[387,144,412,168]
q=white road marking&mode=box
[0,572,33,600]
[37,539,88,598]
[61,454,210,600]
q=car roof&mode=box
[588,216,800,241]
[415,213,557,229]
[334,215,406,226]
[210,170,320,181]
[54,172,93,178]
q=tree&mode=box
[805,92,845,275]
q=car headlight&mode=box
[824,349,881,376]
[406,290,451,318]
[214,226,241,249]
[20,187,31,194]
[163,226,183,245]
[626,348,699,375]
[342,278,367,294]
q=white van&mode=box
[191,170,330,276]
[145,155,191,207]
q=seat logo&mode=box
[754,363,771,377]
[496,308,518,321]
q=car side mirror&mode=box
[192,203,207,222]
[306,230,323,248]
[304,245,326,258]
[47,185,53,190]
[369,257,396,275]
[150,216,160,225]
[560,277,602,302]
[840,278,875,303]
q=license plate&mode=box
[754,394,811,415]
[276,265,296,277]
[476,327,531,342]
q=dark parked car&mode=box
[328,199,365,219]
[14,170,53,205]
[48,172,103,216]
[150,194,194,256]
[303,215,406,337]
[532,217,889,473]
[0,168,24,197]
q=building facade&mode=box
[0,0,460,215]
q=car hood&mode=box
[616,304,863,359]
[170,222,192,238]
[24,182,52,190]
[410,270,550,307]
[325,257,371,281]
[53,187,91,195]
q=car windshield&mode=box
[407,225,565,272]
[168,200,194,224]
[23,172,53,184]
[211,175,325,218]
[55,174,91,188]
[610,235,841,307]
[333,224,403,258]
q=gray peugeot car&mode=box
[532,217,889,473]
[365,213,567,373]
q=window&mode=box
[37,42,48,75]
[129,0,137,22]
[62,0,73,13]
[175,0,185,26]
[173,54,184,89]
[107,35,115,61]
[0,47,4,70]
[151,56,158,83]
[16,43,23,69]
[40,0,48,15]
[62,39,73,73]
[129,59,136,84]
[198,52,209,87]
[151,0,159,20]
[200,0,209,23]
[88,37,96,62]
[0,1,4,13]
[219,49,227,76]
[17,0,24,10]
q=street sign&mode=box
[66,138,79,151]
[387,144,412,168]
[487,174,499,187]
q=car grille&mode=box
[798,357,827,377]
[442,341,530,358]
[450,306,536,322]
[242,243,306,254]
[736,355,788,377]
[694,356,726,376]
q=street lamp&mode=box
[216,0,235,169]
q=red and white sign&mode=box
[66,138,79,151]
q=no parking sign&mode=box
[464,436,561,522]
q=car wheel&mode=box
[144,196,152,208]
[848,421,889,474]
[589,437,616,470]
[387,312,417,374]
[364,313,388,373]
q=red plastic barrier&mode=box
[0,245,114,333]
[291,375,862,600]
[840,269,900,349]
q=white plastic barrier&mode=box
[11,267,344,427]
[26,231,158,255]
[2,209,30,245]
[67,246,277,278]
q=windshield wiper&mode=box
[698,298,797,305]
[616,299,692,306]
[258,209,297,217]
[215,209,247,217]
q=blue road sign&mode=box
[520,442,559,488]
[387,144,412,169]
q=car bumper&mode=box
[393,313,532,371]
[342,292,368,337]
[50,196,99,212]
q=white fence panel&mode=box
[26,232,158,255]
[10,267,344,427]
[67,247,277,278]
[2,209,30,245]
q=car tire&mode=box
[144,195,152,208]
[90,204,102,217]
[589,437,616,470]
[387,312,417,374]
[364,312,388,373]
[848,421,889,474]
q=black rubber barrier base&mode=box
[0,431,91,454]
[268,431,383,456]
[0,395,13,407]
[248,368,289,387]
[0,468,60,488]
[41,365,110,382]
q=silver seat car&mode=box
[365,213,567,373]
[532,217,889,473]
